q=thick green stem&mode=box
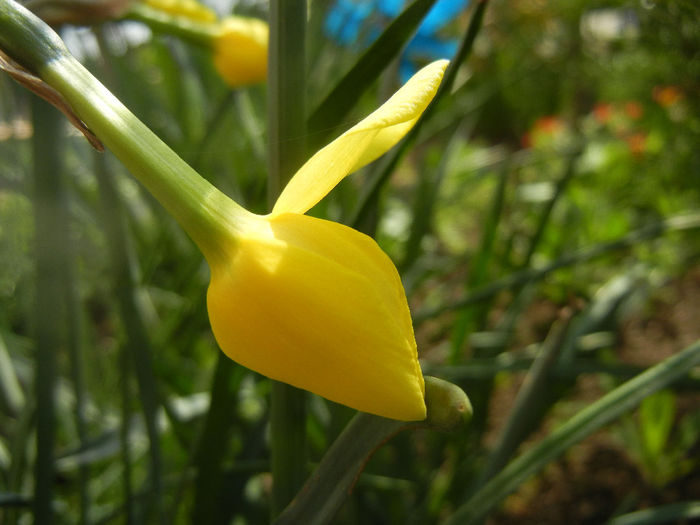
[267,0,307,517]
[0,0,249,266]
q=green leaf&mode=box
[607,501,700,525]
[639,389,675,460]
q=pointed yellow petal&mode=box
[206,213,425,421]
[271,59,448,216]
[212,16,268,87]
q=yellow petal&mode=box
[271,59,448,216]
[206,213,425,421]
[212,16,268,87]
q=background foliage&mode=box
[0,0,699,523]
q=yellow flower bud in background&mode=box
[142,0,216,22]
[124,1,268,88]
[211,16,268,87]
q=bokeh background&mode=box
[0,0,699,523]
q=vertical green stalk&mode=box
[119,317,135,525]
[190,353,243,523]
[267,0,308,517]
[94,151,163,522]
[63,216,90,525]
[31,95,65,524]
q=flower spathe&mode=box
[206,60,448,420]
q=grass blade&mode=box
[94,151,163,522]
[31,95,65,525]
[190,355,244,524]
[607,501,700,525]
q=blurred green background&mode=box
[0,0,699,523]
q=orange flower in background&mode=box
[593,103,613,124]
[624,101,643,120]
[625,131,647,156]
[533,115,564,134]
[653,85,683,108]
[522,115,566,148]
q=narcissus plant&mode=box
[0,0,446,420]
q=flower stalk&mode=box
[267,0,308,515]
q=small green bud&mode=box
[424,376,473,432]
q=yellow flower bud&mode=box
[212,16,268,87]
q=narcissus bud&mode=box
[211,16,268,87]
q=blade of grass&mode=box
[307,0,438,148]
[53,161,91,524]
[119,307,135,525]
[0,329,24,416]
[94,150,163,523]
[31,94,65,525]
[6,390,35,525]
[444,338,700,525]
[473,315,571,488]
[520,146,581,268]
[400,118,475,271]
[267,0,308,517]
[450,159,510,363]
[190,354,245,524]
[607,501,700,525]
[414,213,700,324]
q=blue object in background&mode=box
[324,0,470,82]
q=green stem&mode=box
[191,354,243,523]
[31,94,64,525]
[0,0,248,265]
[267,0,308,517]
[124,2,218,48]
[95,151,164,522]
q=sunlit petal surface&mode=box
[207,213,426,420]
